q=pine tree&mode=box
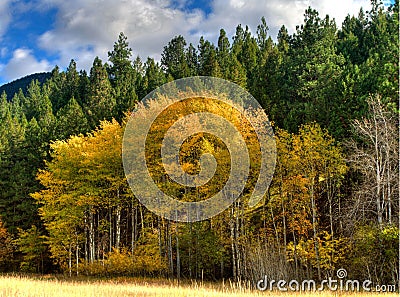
[282,8,345,137]
[65,60,81,105]
[161,35,190,79]
[256,17,270,54]
[277,25,289,54]
[337,11,368,65]
[85,57,116,129]
[227,54,246,88]
[186,43,199,76]
[217,29,230,79]
[108,32,138,121]
[142,58,167,96]
[359,0,399,104]
[198,37,221,77]
[0,92,10,153]
[46,66,67,113]
[250,18,277,111]
[240,26,258,75]
[55,97,88,139]
[0,95,42,234]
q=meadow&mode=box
[0,275,397,297]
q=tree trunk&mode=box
[292,229,299,279]
[189,222,192,279]
[68,244,72,277]
[76,240,79,276]
[84,214,88,262]
[158,216,163,262]
[310,179,321,280]
[281,192,287,256]
[96,212,100,260]
[89,207,95,262]
[270,206,280,245]
[132,202,136,253]
[235,200,240,280]
[176,223,180,282]
[109,204,113,252]
[230,205,237,281]
[116,204,121,250]
[167,221,174,277]
[140,205,144,234]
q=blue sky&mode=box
[0,0,390,85]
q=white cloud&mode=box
[199,0,371,43]
[310,0,371,25]
[0,0,12,40]
[2,48,52,81]
[37,0,205,70]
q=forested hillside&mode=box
[0,72,51,101]
[0,0,398,286]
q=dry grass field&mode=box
[0,275,398,297]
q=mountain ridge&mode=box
[0,72,52,101]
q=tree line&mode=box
[0,0,398,286]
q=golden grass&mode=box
[0,275,397,297]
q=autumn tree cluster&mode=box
[0,0,398,286]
